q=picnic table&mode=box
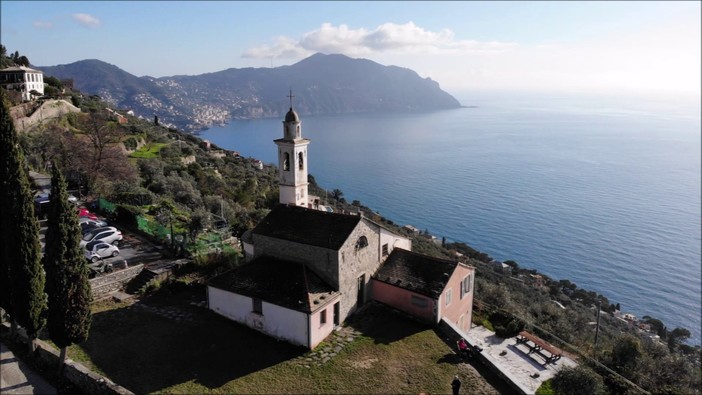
[515,331,562,364]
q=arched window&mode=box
[283,153,290,171]
[355,236,368,251]
[298,152,304,170]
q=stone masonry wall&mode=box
[253,234,340,288]
[336,220,382,322]
[89,264,144,300]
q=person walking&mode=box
[451,375,461,395]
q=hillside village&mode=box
[1,50,700,395]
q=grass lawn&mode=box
[129,143,167,159]
[67,285,503,394]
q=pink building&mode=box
[372,249,475,331]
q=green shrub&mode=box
[123,137,138,150]
[536,379,554,395]
[490,311,524,338]
[481,319,495,332]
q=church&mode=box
[207,99,475,348]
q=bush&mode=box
[552,366,604,395]
[123,137,138,150]
[536,379,554,395]
[490,311,524,338]
[114,204,144,229]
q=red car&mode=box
[77,207,98,220]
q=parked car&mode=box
[81,225,113,234]
[84,242,119,263]
[79,217,108,227]
[77,207,98,220]
[80,221,109,234]
[34,193,78,219]
[80,227,122,247]
[81,224,113,236]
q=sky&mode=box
[1,1,700,98]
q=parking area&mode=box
[38,216,162,278]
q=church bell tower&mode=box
[275,90,310,207]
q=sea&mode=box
[200,90,702,345]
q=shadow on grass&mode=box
[437,352,464,365]
[74,287,306,393]
[344,302,427,345]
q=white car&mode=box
[84,242,120,263]
[80,227,123,247]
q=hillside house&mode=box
[207,99,475,348]
[372,248,475,331]
[0,66,45,101]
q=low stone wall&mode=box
[90,264,144,300]
[1,325,134,395]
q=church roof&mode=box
[253,204,362,250]
[208,255,338,313]
[285,108,299,123]
[373,248,458,299]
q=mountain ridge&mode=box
[37,53,462,132]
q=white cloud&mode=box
[243,22,517,59]
[33,20,53,29]
[72,13,101,28]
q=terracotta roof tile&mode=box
[253,204,361,250]
[373,248,458,298]
[208,255,338,313]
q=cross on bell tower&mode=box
[275,90,310,207]
[287,89,295,108]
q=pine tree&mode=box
[0,90,47,351]
[44,164,92,369]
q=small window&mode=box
[298,152,304,170]
[460,274,472,299]
[355,236,368,251]
[320,309,327,325]
[382,243,389,256]
[411,294,428,308]
[283,153,290,171]
[252,298,262,314]
[445,288,452,306]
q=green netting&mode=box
[98,197,116,214]
[136,216,151,234]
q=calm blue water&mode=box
[201,91,701,344]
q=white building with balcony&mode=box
[0,66,44,101]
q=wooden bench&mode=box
[515,331,562,364]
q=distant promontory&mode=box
[38,53,462,132]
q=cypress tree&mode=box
[0,90,47,351]
[0,91,15,324]
[44,164,92,368]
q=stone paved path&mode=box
[0,342,56,395]
[291,326,362,368]
[133,302,198,323]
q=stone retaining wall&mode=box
[1,324,134,395]
[90,264,144,300]
[13,99,81,132]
